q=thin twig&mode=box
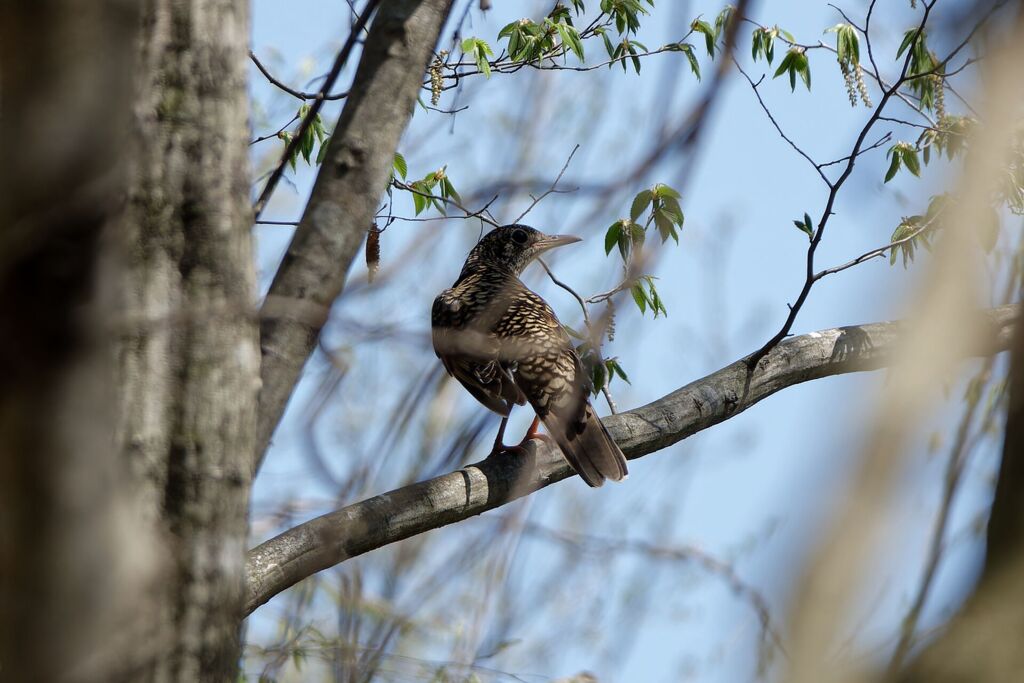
[249,51,351,102]
[746,2,938,369]
[813,213,940,281]
[512,144,580,224]
[250,114,300,146]
[252,0,381,219]
[736,61,832,187]
[817,132,892,169]
[391,179,500,226]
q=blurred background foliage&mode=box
[244,1,1022,680]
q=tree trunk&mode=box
[113,0,259,679]
[0,2,165,682]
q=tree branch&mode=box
[255,0,454,470]
[245,304,1018,616]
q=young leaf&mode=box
[630,189,653,220]
[884,145,903,182]
[316,136,331,164]
[690,18,716,57]
[604,221,622,255]
[591,360,607,395]
[654,183,681,199]
[392,152,408,180]
[714,5,735,42]
[606,358,631,384]
[793,212,814,239]
[631,282,647,313]
[680,43,701,80]
[902,146,921,177]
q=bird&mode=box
[431,224,628,487]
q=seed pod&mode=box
[366,226,381,283]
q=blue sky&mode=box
[246,1,1003,681]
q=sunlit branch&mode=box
[245,304,1018,616]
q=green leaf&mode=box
[690,19,716,57]
[607,358,631,383]
[629,220,646,250]
[604,222,622,255]
[630,189,653,220]
[795,52,811,90]
[616,220,633,260]
[884,146,902,182]
[392,152,408,180]
[660,196,684,222]
[793,212,814,239]
[896,29,918,59]
[591,359,607,395]
[773,51,794,83]
[654,183,681,199]
[751,27,778,65]
[628,42,641,74]
[714,5,735,41]
[316,136,331,164]
[412,193,425,216]
[902,147,921,177]
[680,43,701,80]
[631,282,647,313]
[654,211,675,243]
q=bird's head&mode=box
[463,224,582,275]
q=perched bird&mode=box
[431,224,628,487]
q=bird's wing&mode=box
[500,290,628,486]
[432,288,526,416]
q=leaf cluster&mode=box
[604,184,684,260]
[498,5,585,64]
[792,212,814,241]
[918,115,974,166]
[773,47,811,92]
[460,37,495,77]
[404,166,461,216]
[884,141,922,182]
[826,23,860,68]
[690,5,734,58]
[280,104,330,170]
[889,194,947,267]
[631,275,667,317]
[897,28,941,112]
[750,25,792,65]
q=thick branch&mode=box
[245,305,1018,615]
[256,0,453,469]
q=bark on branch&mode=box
[245,305,1018,616]
[256,0,453,469]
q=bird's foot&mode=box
[490,432,553,457]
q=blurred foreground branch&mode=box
[246,304,1018,615]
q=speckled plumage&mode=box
[432,225,628,487]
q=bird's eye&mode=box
[511,229,529,245]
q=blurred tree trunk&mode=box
[1,0,257,680]
[899,298,1024,683]
[0,1,161,681]
[112,0,259,680]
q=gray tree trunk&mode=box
[112,0,259,679]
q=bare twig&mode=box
[249,50,351,102]
[252,0,381,219]
[746,2,938,369]
[735,62,832,187]
[391,179,500,227]
[512,144,580,224]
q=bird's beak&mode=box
[534,233,582,254]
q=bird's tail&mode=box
[547,404,628,488]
